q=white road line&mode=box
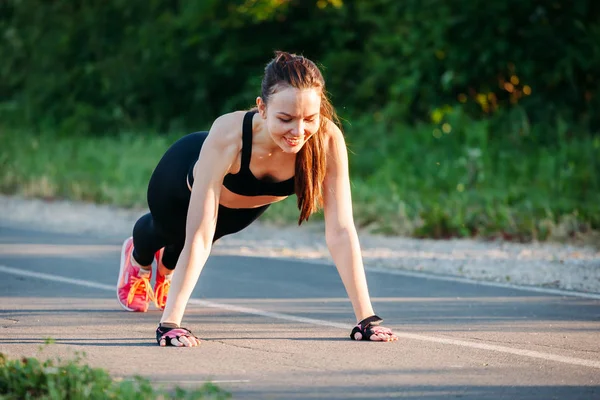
[188,299,349,329]
[2,264,600,370]
[190,299,600,370]
[364,266,600,300]
[0,265,114,291]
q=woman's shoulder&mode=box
[206,111,247,147]
[211,111,246,134]
[322,116,345,148]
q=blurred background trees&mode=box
[2,0,599,136]
[1,0,599,240]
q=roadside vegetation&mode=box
[2,111,598,243]
[0,349,230,400]
[1,0,599,243]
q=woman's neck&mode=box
[252,113,290,157]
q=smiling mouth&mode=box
[285,137,301,146]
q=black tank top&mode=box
[188,111,295,197]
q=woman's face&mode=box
[259,86,321,154]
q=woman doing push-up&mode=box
[116,51,398,346]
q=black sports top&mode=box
[188,111,295,197]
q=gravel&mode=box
[1,194,599,294]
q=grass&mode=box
[1,112,598,243]
[0,350,230,400]
[342,111,600,242]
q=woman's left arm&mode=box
[322,123,397,341]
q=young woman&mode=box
[116,51,398,346]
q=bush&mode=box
[0,351,230,400]
[1,0,599,136]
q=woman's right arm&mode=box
[159,114,241,332]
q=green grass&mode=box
[0,351,230,400]
[342,112,600,242]
[1,113,598,243]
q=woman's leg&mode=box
[153,205,269,314]
[118,132,206,312]
[146,131,206,268]
[155,204,270,273]
[116,212,167,312]
[161,242,185,270]
[213,204,270,242]
[132,213,169,267]
[153,241,184,310]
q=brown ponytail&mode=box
[261,51,341,224]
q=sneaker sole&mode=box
[117,237,138,312]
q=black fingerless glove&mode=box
[156,323,197,346]
[350,315,384,341]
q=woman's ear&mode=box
[256,97,267,118]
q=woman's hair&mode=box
[261,51,341,224]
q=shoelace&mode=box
[127,276,155,305]
[154,279,171,309]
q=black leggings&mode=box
[131,132,269,270]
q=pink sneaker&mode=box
[153,248,172,310]
[117,237,154,312]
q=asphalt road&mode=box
[1,224,599,399]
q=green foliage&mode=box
[0,129,175,206]
[343,110,600,240]
[0,352,230,400]
[2,0,599,135]
[2,118,598,241]
[347,1,600,129]
[0,0,340,134]
[1,0,599,241]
